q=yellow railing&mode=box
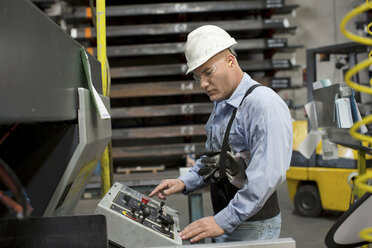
[96,0,112,195]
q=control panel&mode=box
[95,182,182,247]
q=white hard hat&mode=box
[185,25,237,74]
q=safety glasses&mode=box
[192,59,224,83]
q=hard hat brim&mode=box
[185,41,237,75]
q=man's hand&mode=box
[179,216,225,242]
[149,179,185,200]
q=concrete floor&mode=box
[75,170,341,248]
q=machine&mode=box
[96,182,182,247]
[0,1,111,246]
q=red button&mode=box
[142,196,150,204]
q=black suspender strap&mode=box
[210,84,280,220]
[218,84,262,180]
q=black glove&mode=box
[198,150,247,189]
[198,151,220,183]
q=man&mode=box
[149,25,293,243]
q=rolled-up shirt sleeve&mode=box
[178,157,209,194]
[214,88,293,233]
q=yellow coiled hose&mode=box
[340,1,372,242]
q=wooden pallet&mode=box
[116,165,165,175]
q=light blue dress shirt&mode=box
[178,73,293,233]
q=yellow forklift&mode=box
[287,43,372,217]
[287,120,372,217]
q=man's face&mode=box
[193,56,234,102]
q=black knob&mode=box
[139,204,151,224]
[157,201,165,214]
[168,217,174,226]
[123,194,131,202]
[157,213,174,227]
[131,206,136,214]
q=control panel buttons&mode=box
[141,196,150,204]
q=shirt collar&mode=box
[225,73,255,108]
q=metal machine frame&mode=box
[0,0,111,217]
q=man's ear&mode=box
[227,54,235,67]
